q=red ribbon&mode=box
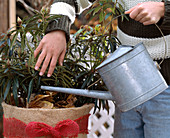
[25,119,79,138]
[3,114,90,138]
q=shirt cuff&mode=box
[45,15,71,42]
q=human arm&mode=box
[34,0,95,77]
[125,1,170,29]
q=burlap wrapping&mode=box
[2,102,94,138]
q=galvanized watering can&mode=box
[41,42,168,112]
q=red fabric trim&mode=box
[3,114,90,138]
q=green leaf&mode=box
[102,100,106,110]
[0,40,5,47]
[7,38,11,47]
[73,28,85,37]
[37,22,42,28]
[87,73,94,86]
[0,78,5,89]
[27,54,32,74]
[93,6,102,16]
[81,76,89,89]
[21,33,26,53]
[93,99,98,114]
[36,75,41,91]
[111,4,116,14]
[105,100,109,114]
[13,71,25,77]
[13,77,18,106]
[1,79,6,96]
[0,97,3,118]
[10,32,18,49]
[75,72,88,80]
[4,79,11,100]
[103,3,113,10]
[85,8,95,16]
[105,12,112,20]
[25,15,41,25]
[21,83,27,93]
[26,40,34,53]
[27,78,34,103]
[4,68,9,74]
[9,49,13,57]
[99,1,104,6]
[99,11,105,23]
[98,99,102,111]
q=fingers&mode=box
[39,54,52,76]
[35,50,58,77]
[47,56,58,77]
[47,48,66,77]
[34,41,43,58]
[35,51,58,77]
[125,6,136,14]
[127,6,149,25]
[143,17,157,25]
[58,47,66,66]
[129,8,140,20]
[34,30,66,77]
[139,15,150,24]
[128,4,145,20]
[34,50,46,71]
[34,45,65,77]
[125,2,164,25]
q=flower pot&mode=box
[2,102,94,138]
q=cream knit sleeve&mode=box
[50,0,92,23]
[45,0,94,42]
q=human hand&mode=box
[34,30,66,77]
[125,2,165,25]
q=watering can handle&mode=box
[154,61,161,70]
[110,14,167,66]
[154,23,167,65]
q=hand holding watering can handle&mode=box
[106,13,167,67]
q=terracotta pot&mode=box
[2,102,94,138]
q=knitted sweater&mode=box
[46,0,170,84]
[117,0,170,60]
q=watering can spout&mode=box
[41,86,115,101]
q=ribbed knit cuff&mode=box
[45,15,71,42]
[160,1,170,30]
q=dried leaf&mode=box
[28,94,50,107]
[66,94,77,105]
[36,101,54,109]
